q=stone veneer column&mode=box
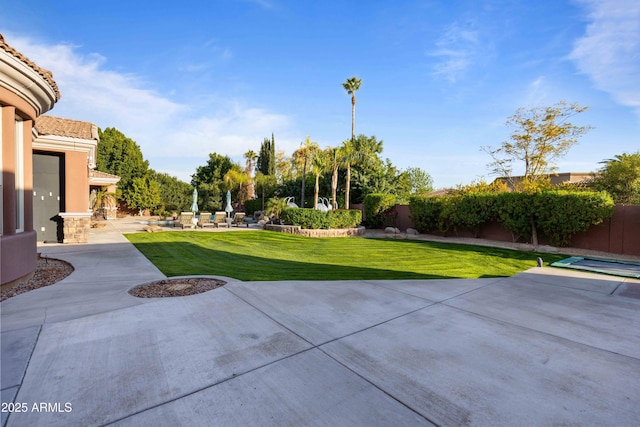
[58,212,91,243]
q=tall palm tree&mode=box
[342,76,362,142]
[342,77,362,209]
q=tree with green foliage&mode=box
[125,176,161,215]
[482,102,592,187]
[148,170,193,214]
[257,134,276,176]
[191,153,235,212]
[96,127,150,205]
[349,135,385,203]
[590,152,640,205]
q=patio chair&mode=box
[232,212,247,227]
[198,212,215,228]
[213,211,229,228]
[179,212,196,229]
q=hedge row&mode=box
[363,194,397,228]
[281,208,362,229]
[408,190,614,247]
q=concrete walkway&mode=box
[2,219,640,426]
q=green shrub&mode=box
[495,192,535,242]
[243,199,262,215]
[281,208,362,229]
[409,195,446,233]
[328,209,362,228]
[363,193,397,228]
[534,190,615,246]
[448,193,496,237]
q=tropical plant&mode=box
[326,146,345,210]
[590,152,640,204]
[342,138,362,209]
[223,166,249,204]
[90,188,117,219]
[265,197,288,222]
[292,137,317,208]
[255,172,277,211]
[311,146,329,209]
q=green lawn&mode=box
[126,231,565,281]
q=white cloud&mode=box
[2,32,296,181]
[570,0,640,118]
[429,22,481,83]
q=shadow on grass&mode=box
[131,241,462,281]
[129,232,565,281]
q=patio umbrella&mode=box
[225,190,234,217]
[191,188,198,213]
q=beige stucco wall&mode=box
[1,39,59,286]
[1,105,36,286]
[65,151,90,213]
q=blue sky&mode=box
[2,0,638,188]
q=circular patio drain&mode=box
[128,277,226,298]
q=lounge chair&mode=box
[198,212,215,228]
[179,212,196,229]
[213,212,229,228]
[232,212,247,227]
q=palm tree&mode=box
[243,150,258,200]
[292,137,317,208]
[342,138,361,210]
[255,172,276,211]
[342,76,362,142]
[223,167,249,204]
[326,146,345,210]
[310,144,326,209]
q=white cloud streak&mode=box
[429,22,481,83]
[570,0,640,118]
[3,33,295,182]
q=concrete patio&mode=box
[2,219,639,426]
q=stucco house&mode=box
[33,115,120,244]
[1,34,59,286]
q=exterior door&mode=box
[33,152,63,242]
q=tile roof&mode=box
[35,115,98,140]
[0,34,61,101]
[89,169,120,180]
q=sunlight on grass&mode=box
[126,231,565,281]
